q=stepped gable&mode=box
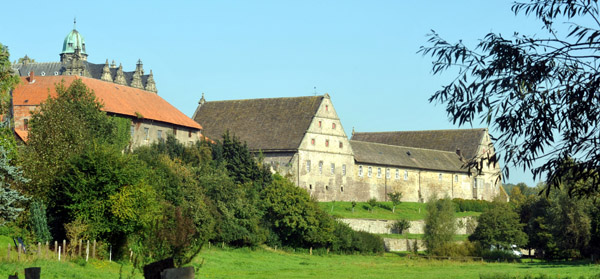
[12,75,200,130]
[193,95,323,151]
[350,140,467,173]
[352,129,487,160]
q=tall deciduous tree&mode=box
[469,201,528,250]
[22,79,130,203]
[0,43,19,115]
[423,196,456,256]
[419,0,600,196]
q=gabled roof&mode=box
[193,96,324,151]
[12,75,201,130]
[350,140,468,173]
[351,129,487,160]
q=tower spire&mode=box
[73,17,77,30]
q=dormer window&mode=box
[68,43,73,47]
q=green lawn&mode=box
[319,201,480,220]
[1,247,598,279]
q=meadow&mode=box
[2,247,598,279]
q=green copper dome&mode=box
[61,29,86,54]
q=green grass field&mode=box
[2,247,598,279]
[319,201,480,220]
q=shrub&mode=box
[390,219,411,234]
[330,221,385,255]
[367,198,378,211]
[452,198,493,212]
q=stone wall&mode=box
[383,238,425,252]
[339,217,476,235]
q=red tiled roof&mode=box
[13,76,201,130]
[14,129,28,142]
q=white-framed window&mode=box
[404,170,408,180]
[439,173,443,181]
[331,163,335,175]
[342,165,346,176]
[368,167,372,177]
[130,125,134,138]
[157,130,163,141]
[377,167,382,178]
[359,165,363,177]
[386,168,390,179]
[395,169,399,179]
[144,127,150,141]
[319,161,323,174]
[306,160,311,172]
[454,175,458,182]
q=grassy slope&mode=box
[194,247,599,279]
[1,248,598,279]
[319,201,480,220]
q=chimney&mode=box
[28,71,35,83]
[456,148,463,159]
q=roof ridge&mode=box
[349,139,461,156]
[353,128,487,134]
[203,95,324,103]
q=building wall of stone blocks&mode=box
[127,118,201,149]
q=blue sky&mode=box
[2,1,551,186]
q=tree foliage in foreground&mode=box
[419,0,600,196]
[469,201,527,250]
[423,196,456,256]
[22,79,131,203]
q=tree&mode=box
[0,43,19,115]
[262,174,335,248]
[469,201,528,250]
[423,196,457,256]
[22,79,130,203]
[387,191,402,213]
[0,144,29,226]
[419,0,600,196]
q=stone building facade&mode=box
[11,75,202,148]
[193,94,507,202]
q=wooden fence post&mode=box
[92,240,96,259]
[58,246,61,262]
[45,241,48,259]
[18,243,21,261]
[38,242,41,257]
[78,239,82,257]
[62,239,66,260]
[54,240,58,259]
[309,247,312,255]
[86,240,90,262]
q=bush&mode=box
[481,249,520,262]
[452,198,493,212]
[390,219,411,234]
[367,198,378,211]
[331,221,385,255]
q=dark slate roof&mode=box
[194,96,324,151]
[12,61,151,88]
[350,140,468,173]
[351,129,487,160]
